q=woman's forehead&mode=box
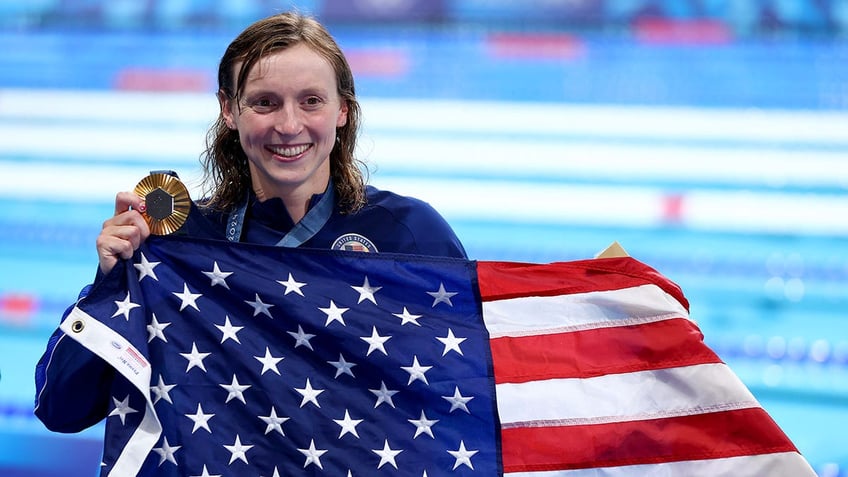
[238,44,336,87]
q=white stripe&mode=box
[61,307,161,477]
[496,363,757,426]
[0,161,205,202]
[366,135,848,188]
[504,451,817,477]
[4,88,848,189]
[371,177,666,227]
[7,89,848,145]
[360,97,848,144]
[0,123,205,160]
[482,284,688,338]
[685,189,848,236]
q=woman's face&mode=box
[221,43,348,203]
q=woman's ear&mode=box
[218,90,237,130]
[336,101,349,128]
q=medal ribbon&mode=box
[225,182,335,247]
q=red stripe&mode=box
[477,258,688,310]
[501,407,798,472]
[113,68,211,92]
[634,19,733,45]
[486,33,585,60]
[491,318,719,384]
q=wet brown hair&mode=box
[200,12,366,213]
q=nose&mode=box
[274,103,302,136]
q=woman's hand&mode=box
[95,191,151,274]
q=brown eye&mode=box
[304,96,322,107]
[249,97,277,113]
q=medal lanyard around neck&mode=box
[225,184,335,247]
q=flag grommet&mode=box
[70,320,85,333]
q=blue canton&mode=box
[77,236,500,477]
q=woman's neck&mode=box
[253,180,329,224]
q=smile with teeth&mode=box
[269,144,310,158]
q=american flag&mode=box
[62,236,815,477]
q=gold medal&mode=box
[134,172,191,235]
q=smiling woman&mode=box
[185,12,465,258]
[218,43,349,222]
[32,11,468,477]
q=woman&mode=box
[35,10,466,440]
[96,12,465,278]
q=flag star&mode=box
[173,283,202,312]
[150,374,176,405]
[442,386,474,413]
[223,435,254,465]
[108,395,137,425]
[360,326,391,356]
[297,439,327,469]
[191,465,221,477]
[133,252,160,281]
[185,403,215,434]
[153,436,181,466]
[112,292,140,320]
[261,468,282,477]
[146,313,171,343]
[258,406,290,436]
[427,283,457,307]
[214,316,243,344]
[245,293,274,318]
[401,356,432,385]
[328,354,356,379]
[295,378,324,408]
[202,261,232,289]
[319,300,349,327]
[372,439,403,469]
[352,276,382,304]
[408,410,439,439]
[369,381,398,408]
[288,325,316,350]
[180,342,211,373]
[448,441,479,470]
[277,273,306,296]
[220,374,251,404]
[392,307,423,326]
[254,347,284,375]
[333,409,363,438]
[436,328,467,356]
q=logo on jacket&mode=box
[331,233,378,253]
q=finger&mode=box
[96,233,137,260]
[96,233,135,274]
[102,214,151,248]
[97,215,151,274]
[114,191,145,216]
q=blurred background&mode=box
[1,0,847,475]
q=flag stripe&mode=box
[495,362,757,425]
[504,451,817,477]
[476,258,688,310]
[500,407,800,473]
[490,317,720,384]
[482,284,688,337]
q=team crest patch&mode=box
[331,233,378,253]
